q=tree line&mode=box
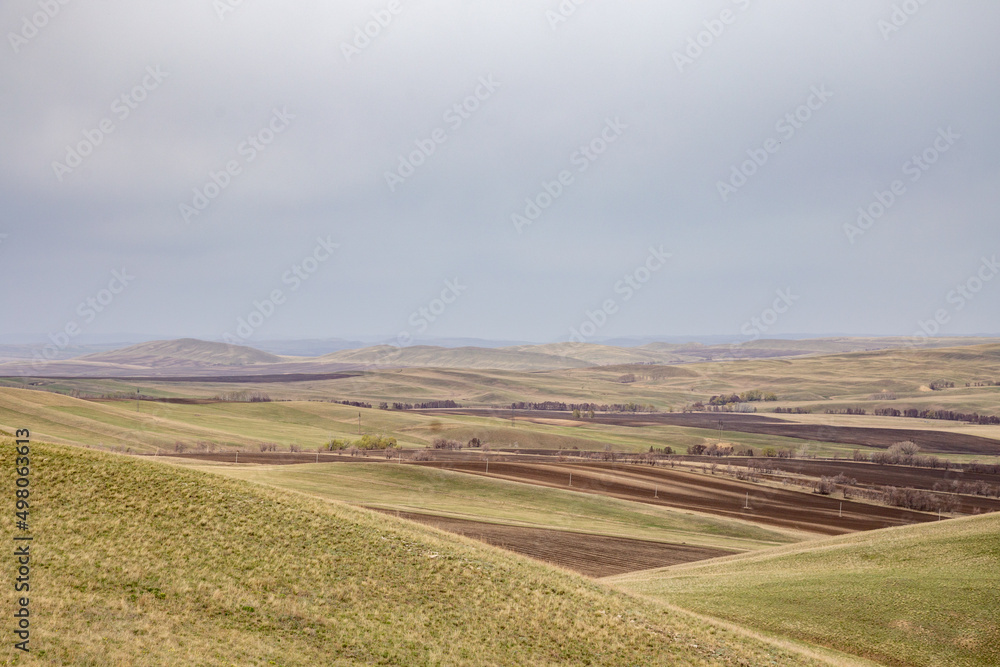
[873,407,1000,425]
[509,401,657,413]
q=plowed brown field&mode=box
[372,509,733,577]
[417,460,936,535]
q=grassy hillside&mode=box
[3,384,997,464]
[0,440,842,666]
[320,344,594,370]
[78,338,287,366]
[610,513,1000,667]
[203,461,799,550]
[61,342,999,418]
[0,388,453,453]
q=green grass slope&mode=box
[610,513,1000,667]
[205,461,800,550]
[1,440,843,666]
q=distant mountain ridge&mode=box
[1,335,997,377]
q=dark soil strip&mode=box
[424,409,1000,456]
[372,509,733,578]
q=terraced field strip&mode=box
[373,509,734,577]
[425,460,936,535]
[712,457,1000,514]
[428,409,1000,455]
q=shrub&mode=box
[215,390,271,402]
[357,434,397,450]
[883,486,947,512]
[814,477,837,495]
[432,438,462,450]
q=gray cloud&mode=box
[2,0,998,344]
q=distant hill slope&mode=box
[2,335,998,376]
[610,512,1000,667]
[0,440,836,665]
[503,343,665,366]
[320,344,594,370]
[76,338,287,367]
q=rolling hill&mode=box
[610,512,1000,666]
[319,344,594,370]
[0,439,842,665]
[77,338,288,367]
[3,336,998,377]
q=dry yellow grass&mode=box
[0,439,851,666]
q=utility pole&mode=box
[358,412,361,435]
[569,472,572,487]
[839,502,843,518]
[744,492,749,509]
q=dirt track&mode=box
[427,409,1000,455]
[416,460,936,536]
[372,509,733,577]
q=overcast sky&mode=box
[2,0,998,346]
